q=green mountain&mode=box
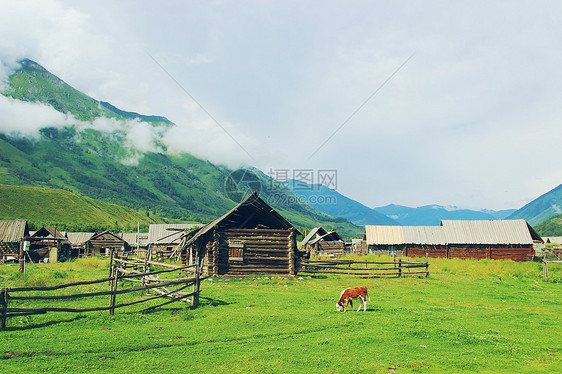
[534,214,562,237]
[0,184,168,232]
[4,59,171,125]
[506,184,562,226]
[0,59,360,238]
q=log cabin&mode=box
[179,192,306,276]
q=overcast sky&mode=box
[1,0,561,211]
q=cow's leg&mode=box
[357,296,364,312]
[344,299,350,312]
[362,296,367,311]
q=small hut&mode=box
[179,192,305,276]
[65,232,95,257]
[148,224,201,258]
[301,227,345,256]
[0,220,29,262]
[66,231,131,257]
[29,227,69,262]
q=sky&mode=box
[0,0,561,211]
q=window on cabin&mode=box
[228,241,245,262]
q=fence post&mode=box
[108,249,115,286]
[109,259,118,315]
[398,258,402,278]
[18,240,25,273]
[193,251,200,307]
[543,260,549,281]
[1,288,7,329]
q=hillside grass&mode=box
[0,184,170,231]
[1,256,560,373]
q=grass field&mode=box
[1,256,561,373]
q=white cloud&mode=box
[1,0,562,210]
[0,95,74,136]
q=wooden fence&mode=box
[298,257,429,278]
[0,251,205,329]
[543,259,562,281]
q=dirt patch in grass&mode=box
[3,351,23,359]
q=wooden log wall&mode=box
[406,246,448,259]
[489,246,533,262]
[215,229,293,276]
[406,245,533,262]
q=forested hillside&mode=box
[0,59,361,237]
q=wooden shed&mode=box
[148,224,201,258]
[65,232,95,257]
[0,220,29,262]
[66,231,131,257]
[179,192,305,276]
[29,227,70,262]
[440,220,542,261]
[364,219,542,261]
[301,227,345,256]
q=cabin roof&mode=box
[148,224,202,245]
[365,219,541,246]
[544,236,562,245]
[90,231,128,243]
[403,226,447,245]
[441,219,540,245]
[364,225,404,245]
[65,232,95,245]
[185,191,301,246]
[306,230,344,246]
[119,232,149,246]
[31,227,66,240]
[0,220,29,242]
[301,227,328,246]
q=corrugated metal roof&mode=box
[119,233,149,245]
[544,236,562,245]
[365,220,536,246]
[441,219,533,245]
[0,220,29,242]
[148,224,202,244]
[403,226,447,245]
[364,225,404,245]
[65,232,95,245]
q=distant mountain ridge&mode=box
[506,184,562,226]
[285,180,515,226]
[373,204,516,226]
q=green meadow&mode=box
[0,256,560,373]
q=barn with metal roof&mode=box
[364,219,542,261]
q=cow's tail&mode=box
[366,290,371,301]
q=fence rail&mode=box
[298,257,429,278]
[1,251,204,329]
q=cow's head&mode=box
[335,302,343,312]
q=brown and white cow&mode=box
[336,286,370,312]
